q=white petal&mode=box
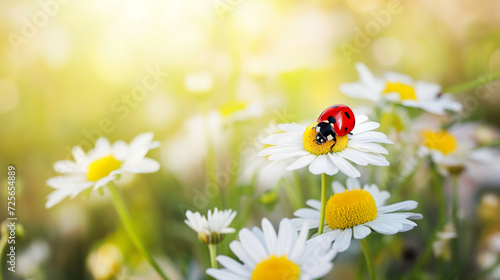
[206,268,247,280]
[229,241,256,267]
[414,81,441,100]
[262,133,302,146]
[332,181,346,193]
[289,222,309,262]
[46,175,91,189]
[346,177,361,190]
[309,155,329,175]
[350,131,392,143]
[53,160,80,174]
[261,218,277,255]
[339,83,378,101]
[328,153,361,178]
[294,208,320,219]
[276,219,293,256]
[46,189,71,208]
[384,71,414,84]
[333,228,353,252]
[378,201,418,213]
[215,256,251,277]
[337,149,369,166]
[351,121,380,134]
[239,229,268,263]
[306,199,321,210]
[286,154,317,171]
[348,142,389,154]
[353,225,372,239]
[268,151,311,161]
[258,146,304,156]
[356,115,369,124]
[356,62,380,90]
[121,158,160,173]
[341,149,389,166]
[278,123,306,133]
[364,221,400,235]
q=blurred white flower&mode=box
[46,132,160,208]
[340,63,462,115]
[418,123,499,176]
[18,240,50,278]
[206,218,336,280]
[432,222,457,260]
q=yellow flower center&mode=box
[219,101,247,116]
[87,155,122,181]
[302,122,349,155]
[422,130,457,155]
[383,82,417,100]
[326,189,378,230]
[251,255,300,280]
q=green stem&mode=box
[451,175,460,278]
[208,244,217,269]
[430,163,446,225]
[107,182,169,280]
[444,71,500,93]
[318,173,327,235]
[451,175,459,228]
[360,239,377,280]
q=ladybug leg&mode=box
[330,134,337,152]
[348,132,353,136]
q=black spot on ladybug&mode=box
[344,127,348,133]
[344,112,351,119]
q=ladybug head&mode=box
[314,122,334,145]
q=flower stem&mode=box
[360,239,377,280]
[444,71,500,94]
[208,244,217,269]
[318,173,327,235]
[451,175,460,230]
[451,175,460,278]
[107,182,169,280]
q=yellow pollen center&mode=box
[302,122,349,155]
[383,82,417,100]
[251,255,300,280]
[326,189,378,230]
[422,130,457,155]
[87,155,122,181]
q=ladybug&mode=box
[314,105,355,151]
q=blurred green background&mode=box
[1,0,500,279]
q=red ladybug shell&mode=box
[317,105,356,136]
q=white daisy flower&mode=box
[258,115,392,177]
[206,218,336,280]
[46,132,160,208]
[291,178,422,253]
[340,63,462,115]
[419,123,499,175]
[185,208,237,244]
